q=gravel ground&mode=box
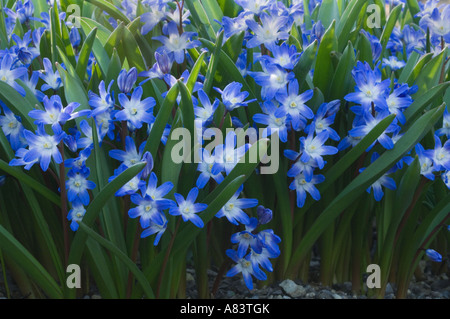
[1,258,449,299]
[184,258,450,300]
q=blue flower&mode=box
[344,61,391,114]
[385,84,414,125]
[419,6,450,43]
[284,148,317,182]
[225,249,267,290]
[253,100,288,142]
[0,54,28,96]
[109,136,146,169]
[360,153,396,201]
[234,0,271,15]
[141,215,168,245]
[20,71,45,102]
[153,21,200,64]
[115,86,156,129]
[382,56,406,71]
[215,185,258,225]
[257,42,301,70]
[257,229,281,256]
[28,95,81,131]
[11,31,39,66]
[424,134,450,171]
[196,148,224,189]
[65,147,92,172]
[0,104,26,151]
[214,82,256,112]
[67,199,86,231]
[415,143,436,181]
[20,124,65,171]
[436,106,450,138]
[212,131,250,175]
[299,130,338,169]
[169,187,207,228]
[220,12,251,39]
[305,100,340,141]
[289,173,324,208]
[425,248,442,262]
[140,3,168,35]
[139,52,173,83]
[129,192,173,229]
[88,80,115,118]
[4,0,34,24]
[275,79,314,131]
[248,61,294,100]
[109,165,146,197]
[402,25,425,56]
[246,11,290,49]
[194,89,219,125]
[66,166,96,205]
[144,172,174,202]
[9,147,38,170]
[231,219,264,258]
[348,111,398,151]
[39,58,62,92]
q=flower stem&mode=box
[156,218,181,298]
[58,142,69,266]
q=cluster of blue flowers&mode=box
[0,0,449,290]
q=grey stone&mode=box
[385,283,394,295]
[318,290,334,299]
[91,294,102,299]
[279,279,306,298]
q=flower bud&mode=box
[140,151,154,180]
[155,51,172,75]
[257,205,273,225]
[117,67,137,94]
[425,249,442,262]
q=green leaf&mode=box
[122,25,147,72]
[0,81,36,130]
[67,162,146,298]
[143,83,179,157]
[405,52,433,86]
[403,82,450,125]
[406,0,421,24]
[328,41,356,99]
[318,0,340,30]
[186,51,206,94]
[313,21,338,96]
[412,49,446,97]
[293,40,318,90]
[86,0,130,23]
[0,160,60,206]
[379,5,403,56]
[80,17,111,75]
[184,0,217,40]
[75,27,98,81]
[78,222,155,298]
[203,30,224,95]
[0,225,63,298]
[336,0,367,51]
[397,51,420,84]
